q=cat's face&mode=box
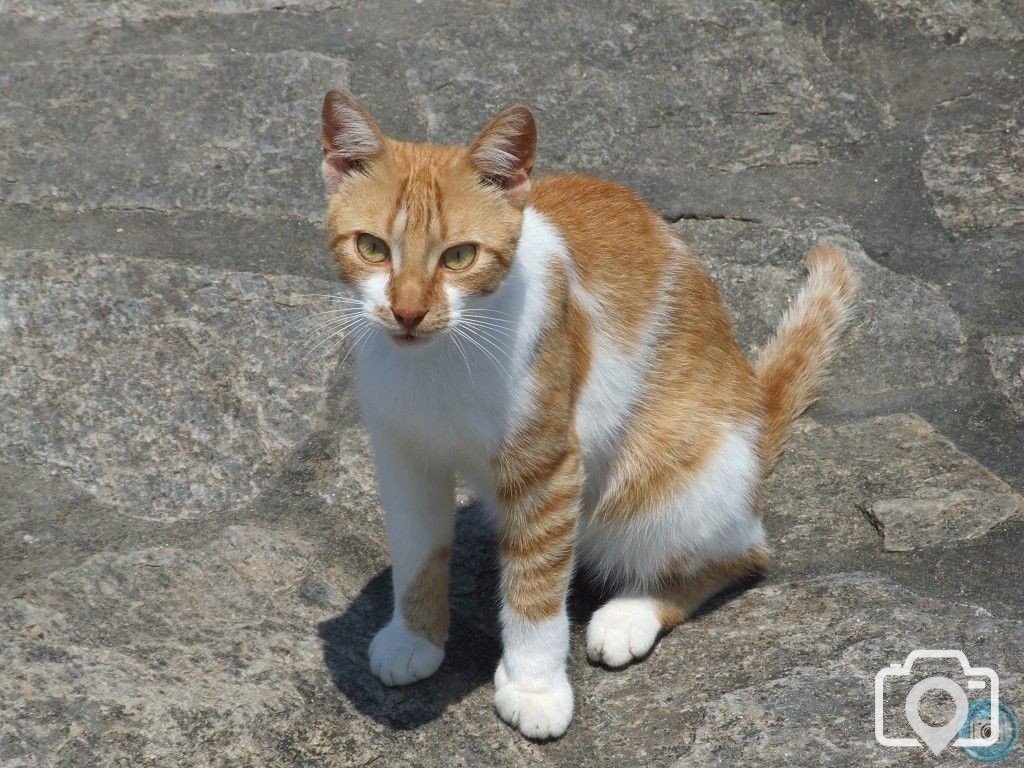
[321,91,536,346]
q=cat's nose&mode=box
[392,307,427,331]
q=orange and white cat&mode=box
[318,90,855,739]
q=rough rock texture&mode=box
[986,335,1024,419]
[0,0,333,25]
[922,87,1024,231]
[1,1,1022,766]
[0,52,347,220]
[0,250,336,521]
[769,414,1024,561]
[676,216,967,397]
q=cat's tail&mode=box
[755,244,857,472]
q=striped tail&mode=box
[756,244,857,472]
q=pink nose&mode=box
[392,307,427,331]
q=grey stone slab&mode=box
[922,83,1024,232]
[3,526,1020,767]
[0,203,334,282]
[869,490,1023,553]
[0,52,347,220]
[675,215,967,398]
[767,414,1024,564]
[0,249,343,522]
[986,335,1024,419]
[0,0,334,25]
[396,0,886,187]
[861,0,1024,42]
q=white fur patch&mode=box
[577,423,765,587]
[494,605,573,739]
[355,207,567,489]
[573,239,687,507]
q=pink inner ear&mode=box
[503,169,532,208]
[322,152,354,192]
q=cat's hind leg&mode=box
[581,423,768,668]
[585,549,768,668]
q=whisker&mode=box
[458,311,518,328]
[339,323,375,368]
[446,330,474,385]
[300,316,364,348]
[295,317,364,367]
[470,330,516,369]
[462,325,516,358]
[284,307,360,330]
[458,318,517,340]
[460,307,515,319]
[289,292,363,302]
[458,327,511,378]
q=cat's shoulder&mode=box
[528,174,657,219]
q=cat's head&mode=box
[319,89,536,346]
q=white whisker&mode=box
[457,326,511,379]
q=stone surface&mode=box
[676,216,967,398]
[922,85,1024,231]
[0,0,332,25]
[1,1,1023,765]
[0,52,346,220]
[986,335,1024,419]
[3,528,1021,767]
[862,0,1024,42]
[868,490,1023,552]
[766,414,1024,564]
[0,249,338,521]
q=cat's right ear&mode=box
[321,89,385,193]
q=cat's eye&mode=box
[441,244,477,271]
[356,233,389,264]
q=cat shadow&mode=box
[317,500,763,729]
[317,503,503,730]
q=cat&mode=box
[317,89,856,739]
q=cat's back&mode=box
[527,174,761,450]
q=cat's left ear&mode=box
[469,105,536,208]
[321,89,386,193]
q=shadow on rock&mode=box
[317,504,502,730]
[316,495,764,729]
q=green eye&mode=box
[441,244,477,271]
[356,233,389,263]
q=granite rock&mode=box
[0,52,346,220]
[675,216,967,397]
[922,81,1024,232]
[861,0,1024,43]
[767,414,1024,563]
[4,527,1020,767]
[985,335,1024,419]
[0,0,334,25]
[0,249,340,521]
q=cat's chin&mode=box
[389,331,436,347]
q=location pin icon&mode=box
[905,676,970,756]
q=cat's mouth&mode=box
[391,331,429,345]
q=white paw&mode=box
[368,620,444,686]
[586,597,662,668]
[493,660,573,740]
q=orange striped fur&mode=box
[319,90,856,739]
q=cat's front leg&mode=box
[368,431,455,686]
[492,445,582,740]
